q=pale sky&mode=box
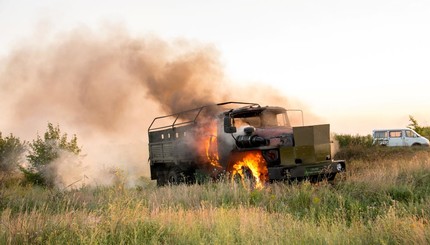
[1,0,429,134]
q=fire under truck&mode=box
[148,102,346,186]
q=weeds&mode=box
[1,148,430,244]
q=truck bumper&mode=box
[268,160,346,181]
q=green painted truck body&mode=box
[148,102,345,186]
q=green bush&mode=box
[408,115,430,139]
[335,144,429,162]
[334,134,373,148]
[0,132,26,174]
[21,123,81,187]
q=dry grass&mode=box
[1,147,430,244]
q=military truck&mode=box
[148,102,345,186]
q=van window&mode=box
[374,131,388,138]
[405,130,416,138]
[389,131,402,138]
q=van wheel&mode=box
[412,143,422,147]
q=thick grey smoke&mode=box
[0,27,317,187]
[1,29,227,134]
[0,27,230,187]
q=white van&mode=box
[372,128,430,147]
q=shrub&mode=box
[334,144,428,162]
[21,123,81,187]
[408,115,430,139]
[334,134,373,148]
[0,132,26,174]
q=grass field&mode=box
[1,147,430,244]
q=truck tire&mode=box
[156,171,168,186]
[167,168,186,185]
[230,166,257,188]
[156,178,165,187]
[327,173,336,181]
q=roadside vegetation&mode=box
[0,133,26,186]
[408,115,430,139]
[1,123,430,244]
[21,123,81,187]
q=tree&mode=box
[408,115,430,139]
[0,132,26,174]
[21,123,81,187]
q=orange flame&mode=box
[199,121,268,189]
[206,134,220,167]
[229,151,268,189]
[201,121,221,168]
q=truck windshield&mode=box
[234,111,290,128]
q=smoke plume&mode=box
[0,26,315,187]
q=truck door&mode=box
[388,130,403,146]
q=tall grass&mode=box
[1,148,430,244]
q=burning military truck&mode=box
[148,102,345,187]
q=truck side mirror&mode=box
[224,116,237,133]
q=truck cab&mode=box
[222,104,345,182]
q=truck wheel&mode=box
[230,167,257,188]
[167,168,185,185]
[327,173,336,181]
[156,178,165,187]
[156,171,167,186]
